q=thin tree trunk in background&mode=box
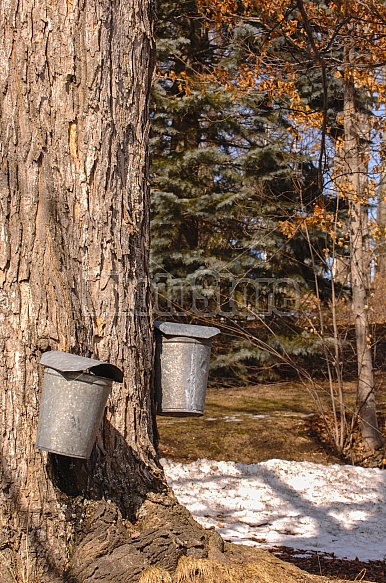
[376,181,386,280]
[373,176,386,321]
[342,45,384,451]
[374,68,386,315]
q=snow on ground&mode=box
[161,458,386,562]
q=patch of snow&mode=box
[223,413,272,422]
[224,415,243,423]
[161,458,386,562]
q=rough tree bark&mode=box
[0,1,213,581]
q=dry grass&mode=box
[139,566,173,582]
[157,381,355,465]
[139,555,363,583]
[174,557,231,582]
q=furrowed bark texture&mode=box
[0,1,210,581]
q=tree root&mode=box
[60,492,370,583]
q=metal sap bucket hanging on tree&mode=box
[36,351,123,459]
[154,321,220,416]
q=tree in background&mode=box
[337,10,384,450]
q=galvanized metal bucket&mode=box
[154,321,220,416]
[36,351,123,458]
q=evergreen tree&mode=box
[150,0,331,382]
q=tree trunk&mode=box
[342,45,384,451]
[373,67,386,320]
[0,1,212,581]
[374,68,386,291]
[376,180,386,280]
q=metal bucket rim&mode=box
[154,320,220,339]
